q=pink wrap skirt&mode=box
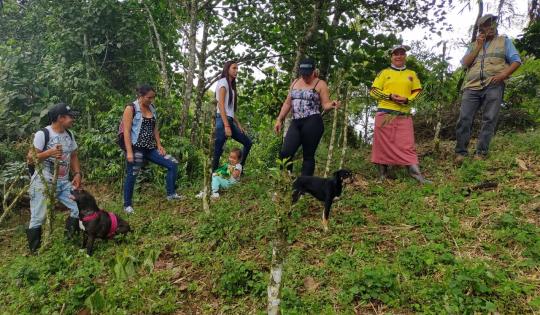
[371,112,418,165]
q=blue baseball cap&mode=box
[298,58,316,76]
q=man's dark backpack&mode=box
[27,128,73,177]
[117,103,135,151]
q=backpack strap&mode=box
[130,102,136,115]
[127,102,136,118]
[65,129,74,141]
[40,127,49,151]
[132,101,140,115]
[39,127,75,151]
[123,102,136,125]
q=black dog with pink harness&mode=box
[82,210,119,239]
[71,189,131,256]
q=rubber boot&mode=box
[377,164,388,182]
[26,226,42,254]
[64,216,80,240]
[408,164,432,184]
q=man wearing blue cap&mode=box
[455,14,521,163]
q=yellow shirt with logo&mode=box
[371,68,422,114]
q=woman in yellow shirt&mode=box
[370,45,430,184]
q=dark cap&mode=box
[389,44,411,55]
[48,102,79,122]
[298,58,315,76]
[477,14,498,26]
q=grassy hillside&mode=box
[1,131,539,314]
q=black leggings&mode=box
[279,114,324,176]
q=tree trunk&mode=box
[284,0,325,138]
[363,86,370,145]
[191,7,211,144]
[202,99,217,213]
[144,2,170,98]
[324,102,339,177]
[267,169,292,315]
[433,41,447,153]
[145,15,162,76]
[319,1,343,81]
[496,0,506,18]
[83,33,92,129]
[179,0,198,137]
[530,0,540,25]
[324,72,344,176]
[471,0,484,42]
[338,83,350,170]
[291,0,324,79]
[268,237,285,315]
[0,167,29,226]
[38,154,59,254]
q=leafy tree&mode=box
[516,20,540,58]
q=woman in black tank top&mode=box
[274,58,340,176]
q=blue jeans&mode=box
[123,148,178,207]
[29,177,78,229]
[212,115,252,171]
[455,84,505,156]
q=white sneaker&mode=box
[167,193,184,201]
[211,192,220,199]
[124,206,134,214]
[195,191,205,199]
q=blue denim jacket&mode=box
[130,100,157,145]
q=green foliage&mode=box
[0,0,182,140]
[492,212,540,262]
[397,243,455,276]
[504,59,540,127]
[516,20,540,58]
[85,289,107,314]
[112,249,138,281]
[1,132,540,313]
[0,161,27,188]
[457,159,487,183]
[215,258,266,298]
[1,0,540,313]
[339,265,400,306]
[444,263,505,313]
[14,264,40,286]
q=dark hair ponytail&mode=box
[220,61,238,112]
[136,84,155,97]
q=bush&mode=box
[397,243,455,276]
[339,265,400,306]
[215,258,266,298]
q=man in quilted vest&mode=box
[454,14,521,163]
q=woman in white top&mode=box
[212,61,252,172]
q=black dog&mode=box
[71,189,131,255]
[292,169,353,231]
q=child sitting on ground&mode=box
[197,148,242,199]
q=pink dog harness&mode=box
[81,210,118,238]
